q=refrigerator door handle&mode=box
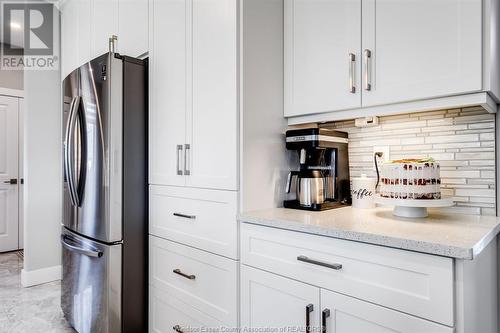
[61,235,103,258]
[75,98,88,206]
[64,96,80,207]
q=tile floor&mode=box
[0,252,75,333]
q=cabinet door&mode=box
[75,1,92,68]
[362,0,482,107]
[60,0,78,79]
[241,265,320,330]
[149,0,187,186]
[320,289,453,333]
[150,286,223,333]
[92,0,119,57]
[61,0,92,79]
[185,0,238,191]
[284,0,362,117]
[119,0,148,57]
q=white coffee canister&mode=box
[351,174,376,209]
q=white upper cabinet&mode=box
[284,0,487,120]
[91,0,148,57]
[149,0,238,191]
[61,0,148,80]
[61,0,92,80]
[361,0,482,107]
[284,0,362,117]
[118,0,149,57]
[92,0,119,57]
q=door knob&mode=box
[3,179,17,185]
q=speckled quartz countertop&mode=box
[238,207,500,260]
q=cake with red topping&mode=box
[380,158,441,200]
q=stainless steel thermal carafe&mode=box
[286,170,325,206]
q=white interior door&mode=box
[361,0,482,107]
[284,0,362,116]
[18,99,23,249]
[0,96,19,252]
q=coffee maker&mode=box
[284,128,351,211]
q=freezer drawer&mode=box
[61,228,122,333]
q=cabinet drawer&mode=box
[241,223,454,326]
[149,185,238,258]
[149,235,238,326]
[150,286,223,333]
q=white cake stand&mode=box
[374,196,454,218]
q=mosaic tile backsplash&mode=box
[325,106,496,215]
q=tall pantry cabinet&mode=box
[149,0,288,331]
[149,0,238,190]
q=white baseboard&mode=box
[21,265,62,287]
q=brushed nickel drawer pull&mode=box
[173,268,196,280]
[173,212,196,219]
[297,255,342,270]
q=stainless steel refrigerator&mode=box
[61,53,147,333]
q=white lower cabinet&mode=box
[321,290,453,333]
[150,286,223,333]
[241,223,453,325]
[240,265,320,329]
[149,235,238,327]
[241,264,452,333]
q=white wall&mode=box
[0,44,23,91]
[0,67,23,91]
[240,0,289,212]
[21,68,62,286]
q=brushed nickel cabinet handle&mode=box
[349,53,356,93]
[297,255,342,270]
[184,144,191,176]
[364,49,372,91]
[173,268,196,280]
[176,145,183,175]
